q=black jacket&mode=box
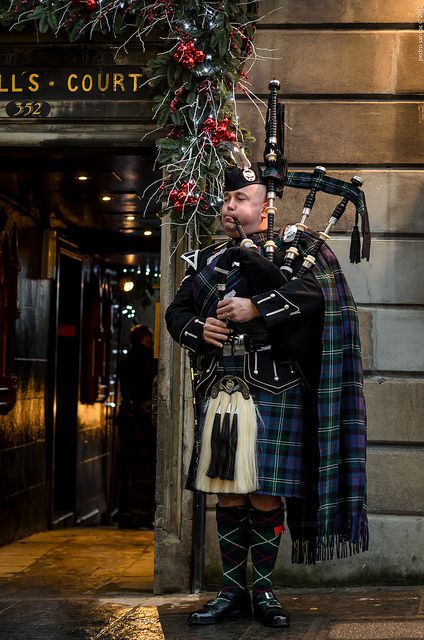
[165,240,325,394]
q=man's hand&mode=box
[203,317,232,348]
[216,297,261,324]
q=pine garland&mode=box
[0,0,258,236]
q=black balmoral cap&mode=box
[224,163,265,192]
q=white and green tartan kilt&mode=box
[187,353,307,498]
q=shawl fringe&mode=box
[290,510,370,565]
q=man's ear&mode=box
[260,200,268,221]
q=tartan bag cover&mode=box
[286,233,369,563]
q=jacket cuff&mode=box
[178,317,205,352]
[252,289,301,328]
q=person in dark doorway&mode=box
[117,324,157,529]
[165,164,368,628]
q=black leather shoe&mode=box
[188,590,252,625]
[253,591,290,628]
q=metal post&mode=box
[190,490,206,593]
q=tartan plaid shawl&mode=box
[286,233,369,564]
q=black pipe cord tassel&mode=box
[217,405,232,480]
[207,408,222,479]
[349,212,361,264]
[227,411,238,480]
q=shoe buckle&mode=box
[264,591,273,600]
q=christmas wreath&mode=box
[0,0,258,236]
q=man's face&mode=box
[220,183,267,238]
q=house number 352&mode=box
[6,101,51,117]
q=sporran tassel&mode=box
[195,382,258,494]
[207,407,222,479]
[217,405,232,480]
[227,409,238,480]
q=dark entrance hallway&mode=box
[0,147,161,543]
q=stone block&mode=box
[367,447,424,513]
[204,513,424,587]
[239,102,424,164]
[365,378,424,443]
[251,32,398,94]
[276,170,424,235]
[260,0,418,23]
[330,237,424,305]
[373,308,424,372]
[396,31,424,94]
[358,308,424,372]
[358,309,374,371]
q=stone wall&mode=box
[201,0,424,586]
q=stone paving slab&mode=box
[0,598,131,639]
[326,621,424,639]
[93,606,164,640]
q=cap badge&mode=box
[242,168,256,182]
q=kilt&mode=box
[188,352,307,498]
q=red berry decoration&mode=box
[201,117,236,146]
[194,49,206,63]
[85,0,97,11]
[168,180,200,213]
[173,36,207,70]
[170,85,186,113]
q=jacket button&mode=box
[270,293,276,298]
[284,304,290,310]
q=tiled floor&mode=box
[0,527,423,639]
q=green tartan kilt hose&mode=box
[186,353,307,498]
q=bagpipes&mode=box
[194,79,371,495]
[233,79,370,287]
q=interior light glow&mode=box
[119,278,135,293]
[126,215,135,221]
[101,195,112,201]
[143,230,153,236]
[77,175,88,181]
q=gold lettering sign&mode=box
[0,68,147,99]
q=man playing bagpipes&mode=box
[165,82,370,628]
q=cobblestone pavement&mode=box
[0,528,423,639]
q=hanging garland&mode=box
[0,0,259,237]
